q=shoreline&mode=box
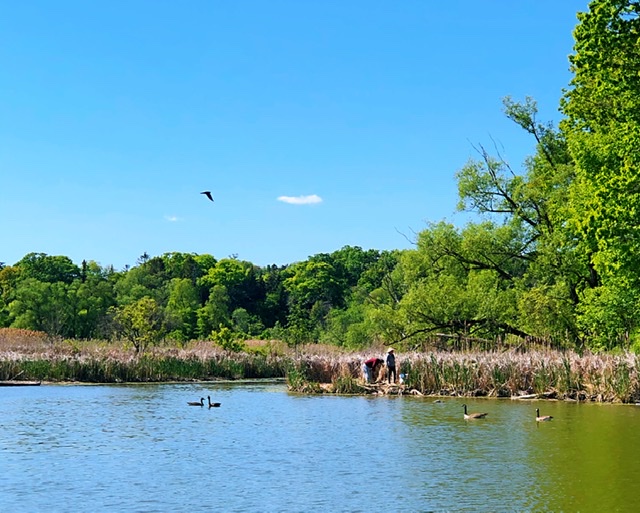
[1,334,639,403]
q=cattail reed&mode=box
[2,328,640,402]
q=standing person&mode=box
[362,357,384,383]
[386,348,396,384]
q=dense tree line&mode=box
[0,247,398,351]
[1,0,638,352]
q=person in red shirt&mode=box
[362,357,384,383]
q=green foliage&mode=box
[516,284,576,344]
[165,278,199,342]
[577,281,639,350]
[321,302,376,348]
[284,260,343,310]
[332,373,361,394]
[9,279,73,336]
[231,307,264,337]
[199,258,263,317]
[110,297,164,353]
[196,284,230,338]
[16,253,80,284]
[210,325,246,353]
[285,361,323,393]
[559,0,640,347]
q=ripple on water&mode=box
[2,385,640,512]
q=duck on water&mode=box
[462,404,488,420]
[536,408,553,422]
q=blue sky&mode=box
[1,1,589,270]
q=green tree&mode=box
[198,258,263,316]
[0,265,20,327]
[196,284,230,339]
[165,278,199,342]
[114,258,167,306]
[9,279,74,336]
[16,253,80,284]
[560,0,640,346]
[110,297,164,353]
[282,260,344,341]
[231,307,264,337]
[258,264,289,329]
[161,252,206,283]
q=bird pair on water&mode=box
[462,404,553,422]
[188,396,221,408]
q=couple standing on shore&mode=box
[362,348,396,384]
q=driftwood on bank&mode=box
[318,380,416,395]
[511,392,557,400]
[0,381,41,386]
[315,381,561,399]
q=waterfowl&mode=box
[536,408,553,422]
[463,404,488,419]
[188,397,205,407]
[207,396,221,408]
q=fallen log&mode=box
[0,381,41,386]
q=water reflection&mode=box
[1,384,639,512]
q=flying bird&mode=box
[201,191,214,202]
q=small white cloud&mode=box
[277,194,323,205]
[164,215,181,222]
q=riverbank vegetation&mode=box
[285,346,640,403]
[0,328,289,383]
[1,2,639,398]
[2,328,639,403]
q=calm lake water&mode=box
[1,382,639,513]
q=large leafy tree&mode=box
[560,0,640,347]
[69,261,117,338]
[8,279,74,336]
[110,297,164,353]
[165,278,200,342]
[378,223,523,346]
[16,253,80,284]
[196,284,231,339]
[413,97,581,345]
[257,264,288,330]
[198,258,263,316]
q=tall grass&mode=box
[286,348,640,403]
[0,329,287,383]
[2,329,639,402]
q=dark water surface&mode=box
[2,382,639,512]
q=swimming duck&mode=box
[463,404,488,419]
[536,408,553,422]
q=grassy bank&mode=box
[2,329,639,403]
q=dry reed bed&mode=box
[2,329,639,402]
[0,329,288,382]
[287,349,640,403]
